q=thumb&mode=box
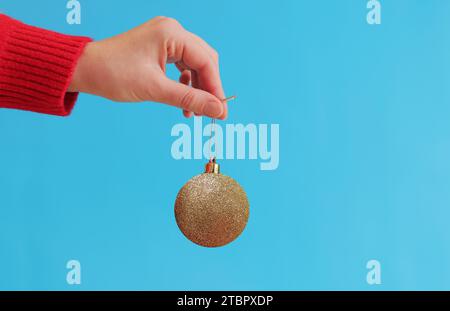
[157,78,224,118]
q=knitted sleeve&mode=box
[0,14,92,116]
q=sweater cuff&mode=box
[0,15,92,116]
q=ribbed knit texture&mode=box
[0,14,92,116]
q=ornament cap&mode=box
[205,158,220,174]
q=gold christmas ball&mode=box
[174,160,250,247]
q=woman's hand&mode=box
[68,16,227,119]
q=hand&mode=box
[68,16,227,119]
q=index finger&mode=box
[186,32,228,119]
[178,33,227,118]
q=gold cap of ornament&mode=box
[204,158,220,174]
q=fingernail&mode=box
[203,100,223,118]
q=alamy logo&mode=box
[366,259,382,285]
[171,117,279,171]
[367,0,381,25]
[66,0,81,25]
[66,259,81,285]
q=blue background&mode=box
[1,0,450,290]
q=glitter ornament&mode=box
[174,158,250,247]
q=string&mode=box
[209,96,236,162]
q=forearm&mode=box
[0,14,91,116]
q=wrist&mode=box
[68,41,99,94]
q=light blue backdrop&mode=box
[1,0,450,290]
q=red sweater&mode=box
[0,14,91,116]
